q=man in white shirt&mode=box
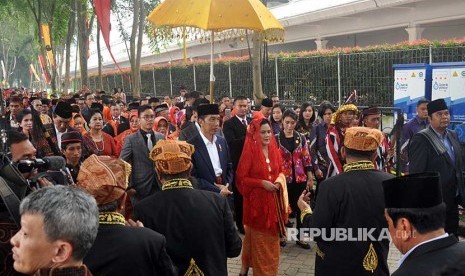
[52,101,74,147]
[188,104,233,197]
[383,172,465,276]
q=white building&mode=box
[75,0,465,75]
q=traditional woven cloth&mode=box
[150,140,195,175]
[77,155,131,205]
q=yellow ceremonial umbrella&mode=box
[147,0,285,102]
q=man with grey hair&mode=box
[10,186,99,275]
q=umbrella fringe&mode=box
[150,25,285,43]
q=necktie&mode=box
[146,133,153,150]
[242,120,247,128]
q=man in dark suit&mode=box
[103,101,129,137]
[409,98,465,236]
[298,127,393,276]
[81,92,96,122]
[187,104,233,196]
[223,95,251,233]
[383,172,465,276]
[78,155,175,276]
[52,101,75,147]
[120,105,165,204]
[134,140,242,275]
[4,96,23,131]
[45,101,79,156]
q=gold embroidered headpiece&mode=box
[330,104,358,125]
[150,140,195,175]
[77,155,131,205]
[344,127,384,151]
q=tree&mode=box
[129,0,143,98]
[63,0,77,92]
[0,4,37,87]
[15,0,74,92]
[252,32,264,104]
[76,0,95,89]
[114,0,159,98]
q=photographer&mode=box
[0,131,58,275]
[7,131,55,188]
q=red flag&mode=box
[93,0,129,80]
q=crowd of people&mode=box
[0,85,464,276]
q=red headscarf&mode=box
[169,106,180,126]
[236,117,284,235]
[153,116,169,137]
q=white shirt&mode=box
[199,130,223,177]
[235,115,247,126]
[397,233,449,267]
[10,114,19,128]
[55,126,67,147]
[195,121,201,132]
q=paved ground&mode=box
[227,222,403,276]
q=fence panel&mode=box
[278,56,339,105]
[339,48,429,106]
[230,62,253,99]
[75,45,465,105]
[262,58,276,97]
[140,70,154,97]
[152,68,172,97]
[432,46,465,63]
[171,65,194,94]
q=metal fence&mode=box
[88,45,465,106]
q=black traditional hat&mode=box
[61,131,82,147]
[154,103,169,115]
[362,105,380,116]
[427,99,448,116]
[261,98,273,108]
[128,102,140,111]
[54,101,73,119]
[148,97,160,104]
[197,104,219,117]
[383,172,443,209]
[90,102,104,113]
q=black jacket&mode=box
[392,235,465,276]
[134,185,242,276]
[84,223,176,276]
[409,128,465,207]
[302,169,394,276]
[222,116,250,170]
[102,116,129,137]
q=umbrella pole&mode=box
[209,31,215,103]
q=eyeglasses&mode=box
[141,115,155,120]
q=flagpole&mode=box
[209,31,215,103]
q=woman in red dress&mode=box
[82,109,118,159]
[236,116,289,276]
